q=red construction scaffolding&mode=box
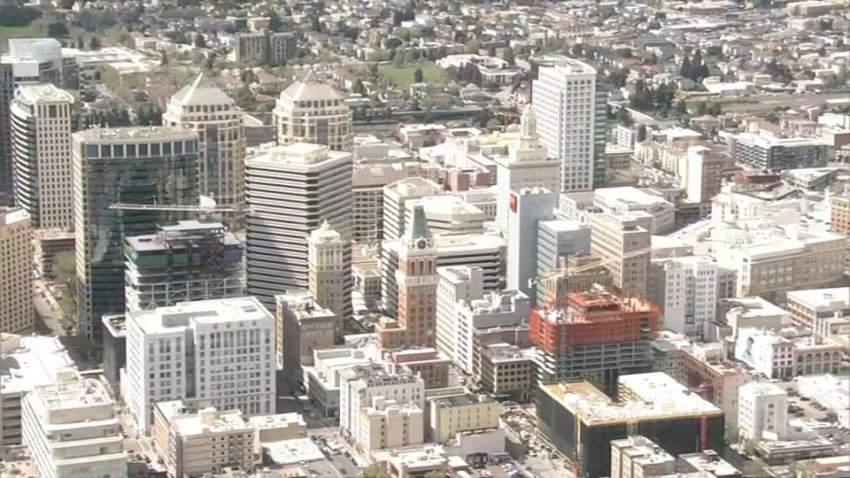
[530,289,661,354]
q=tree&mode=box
[47,22,69,38]
[89,36,101,51]
[413,67,424,84]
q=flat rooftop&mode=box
[128,297,272,335]
[541,374,722,426]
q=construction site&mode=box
[529,287,661,393]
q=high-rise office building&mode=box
[377,206,438,350]
[494,106,560,237]
[0,39,78,200]
[163,74,245,223]
[73,127,199,339]
[124,220,244,312]
[273,78,352,151]
[245,143,352,308]
[10,84,75,229]
[308,221,351,329]
[532,56,598,192]
[123,297,276,434]
[0,208,33,333]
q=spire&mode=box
[520,104,537,139]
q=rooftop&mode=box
[128,297,272,335]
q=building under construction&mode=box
[124,220,244,311]
[530,288,660,393]
[537,373,725,478]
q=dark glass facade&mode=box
[75,134,199,339]
[537,389,725,478]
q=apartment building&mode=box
[738,382,788,442]
[530,289,660,392]
[245,143,352,308]
[124,221,244,312]
[276,291,336,380]
[273,79,351,151]
[532,56,599,192]
[123,297,276,434]
[0,208,32,333]
[356,397,424,456]
[428,393,501,443]
[588,212,652,297]
[786,287,850,329]
[22,375,125,478]
[10,84,74,229]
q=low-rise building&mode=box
[22,375,126,478]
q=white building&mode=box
[22,375,126,478]
[532,56,598,192]
[273,79,352,152]
[163,74,246,220]
[245,143,352,308]
[738,382,788,442]
[10,84,74,230]
[493,105,560,237]
[123,297,276,434]
[453,290,530,375]
[356,397,424,456]
[339,363,425,442]
[649,256,718,340]
[436,266,485,363]
[382,177,443,241]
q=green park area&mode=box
[379,63,444,88]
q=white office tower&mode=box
[532,56,598,192]
[339,363,425,442]
[273,78,352,152]
[123,297,276,435]
[22,374,126,478]
[738,382,788,442]
[507,188,559,300]
[245,143,353,308]
[494,105,560,237]
[163,74,246,221]
[435,266,486,361]
[0,208,33,334]
[308,221,352,330]
[10,84,74,229]
[383,177,442,241]
[649,256,718,340]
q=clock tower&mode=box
[377,205,438,350]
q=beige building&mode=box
[589,212,651,296]
[308,221,351,330]
[276,291,336,380]
[10,84,75,230]
[357,397,424,456]
[153,404,261,478]
[0,208,33,333]
[273,79,351,152]
[163,74,246,222]
[427,392,501,443]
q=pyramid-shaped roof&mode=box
[172,74,234,106]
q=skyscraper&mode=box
[273,78,352,152]
[245,143,352,308]
[494,105,560,237]
[73,127,199,339]
[532,56,598,192]
[10,84,75,229]
[377,206,438,350]
[163,74,245,224]
[0,207,33,333]
[308,221,351,331]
